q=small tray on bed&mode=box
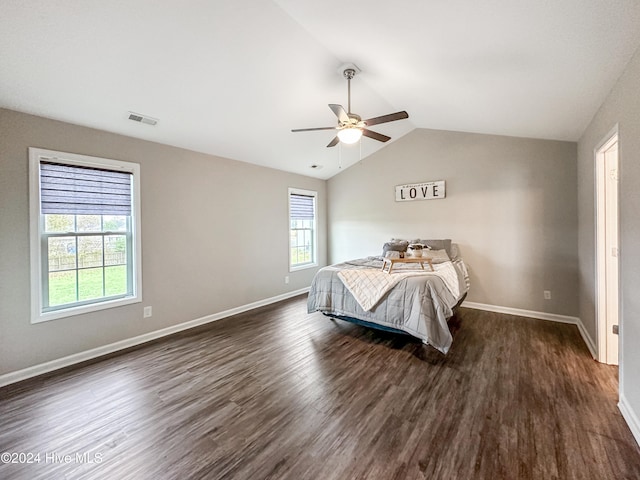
[381,256,434,273]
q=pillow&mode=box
[411,239,452,257]
[449,243,460,260]
[425,249,450,264]
[382,240,409,256]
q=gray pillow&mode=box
[425,249,451,264]
[382,240,409,255]
[411,239,452,256]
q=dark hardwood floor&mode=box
[1,295,639,479]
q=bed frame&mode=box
[323,292,467,340]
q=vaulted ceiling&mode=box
[2,1,640,179]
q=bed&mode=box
[307,239,470,354]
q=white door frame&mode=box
[595,126,620,365]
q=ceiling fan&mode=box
[292,67,409,147]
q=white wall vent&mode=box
[127,111,158,126]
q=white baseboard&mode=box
[574,318,597,359]
[0,288,310,388]
[462,301,597,358]
[619,394,640,448]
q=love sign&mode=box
[395,181,446,202]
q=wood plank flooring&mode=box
[1,295,639,479]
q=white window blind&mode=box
[289,193,315,220]
[40,162,132,216]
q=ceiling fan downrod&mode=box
[343,68,356,114]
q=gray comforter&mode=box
[307,256,470,353]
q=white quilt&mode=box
[338,261,460,311]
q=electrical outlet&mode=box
[544,290,551,300]
[143,306,152,318]
[285,276,290,284]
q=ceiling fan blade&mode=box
[291,126,336,132]
[329,104,349,123]
[363,111,409,127]
[362,129,391,143]
[326,136,340,148]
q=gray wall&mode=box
[327,129,578,316]
[0,108,326,375]
[577,45,640,425]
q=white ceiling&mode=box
[2,1,640,179]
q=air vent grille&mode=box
[127,111,158,126]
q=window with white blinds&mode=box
[288,188,317,270]
[39,162,132,215]
[29,148,142,323]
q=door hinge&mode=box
[613,325,619,335]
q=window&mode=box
[288,188,317,271]
[29,148,141,323]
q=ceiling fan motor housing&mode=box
[342,113,362,128]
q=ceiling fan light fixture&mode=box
[337,127,363,144]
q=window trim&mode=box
[288,187,318,272]
[29,148,142,323]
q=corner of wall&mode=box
[575,317,597,359]
[463,301,596,358]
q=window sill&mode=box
[289,262,318,273]
[32,295,141,324]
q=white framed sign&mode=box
[395,180,446,202]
